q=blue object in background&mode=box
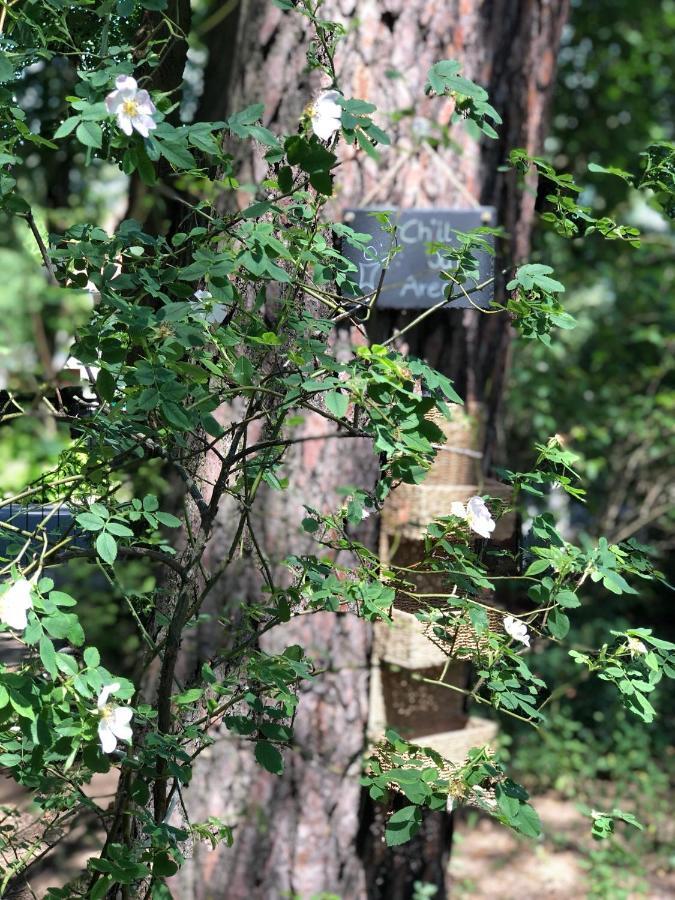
[0,503,90,569]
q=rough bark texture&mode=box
[176,2,568,898]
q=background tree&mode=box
[175,3,569,898]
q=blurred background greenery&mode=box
[0,0,672,895]
[501,1,674,895]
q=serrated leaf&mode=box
[39,635,58,678]
[49,590,77,607]
[385,804,422,846]
[96,531,117,565]
[174,688,202,705]
[0,52,14,82]
[512,802,542,837]
[10,691,36,720]
[324,390,349,418]
[96,368,116,401]
[161,401,193,430]
[106,521,134,538]
[155,511,182,528]
[255,740,284,774]
[556,590,580,609]
[84,646,100,667]
[54,116,80,139]
[76,121,102,149]
[547,608,570,640]
[233,356,254,386]
[76,512,105,531]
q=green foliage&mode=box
[425,60,502,139]
[504,13,675,887]
[585,807,644,842]
[363,731,540,846]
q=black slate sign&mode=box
[341,207,496,310]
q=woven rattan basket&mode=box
[368,660,469,741]
[380,479,515,545]
[373,607,449,668]
[415,717,499,764]
[424,607,505,658]
[425,404,484,487]
[387,537,456,613]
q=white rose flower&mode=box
[193,289,227,324]
[97,682,133,754]
[450,496,496,539]
[105,75,157,138]
[310,90,342,141]
[0,577,35,631]
[626,635,647,657]
[503,615,531,648]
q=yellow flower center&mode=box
[100,704,114,720]
[122,98,139,118]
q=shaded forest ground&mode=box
[451,794,675,899]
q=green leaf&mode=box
[233,356,254,386]
[96,368,116,401]
[106,522,134,538]
[155,511,182,528]
[309,169,333,195]
[76,121,103,149]
[44,613,85,646]
[39,635,58,678]
[153,852,178,877]
[340,98,377,115]
[161,401,193,431]
[76,512,106,531]
[90,877,114,900]
[174,688,203,705]
[54,116,80,139]
[151,880,175,899]
[547,608,570,640]
[588,162,634,183]
[158,138,195,170]
[278,165,293,193]
[96,532,118,565]
[242,201,275,218]
[324,390,349,418]
[555,590,581,609]
[0,753,22,767]
[524,558,551,576]
[512,802,542,837]
[0,51,15,82]
[49,590,77,607]
[10,691,36,720]
[602,570,637,595]
[84,646,101,667]
[385,804,422,846]
[255,740,284,774]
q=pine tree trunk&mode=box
[176,3,568,898]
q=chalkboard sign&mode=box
[341,207,496,310]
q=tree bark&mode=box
[176,2,569,898]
